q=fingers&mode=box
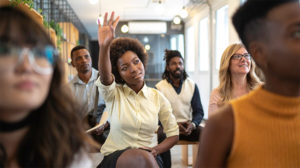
[101,12,119,27]
[179,123,186,131]
[103,12,108,26]
[108,11,114,25]
[113,16,120,29]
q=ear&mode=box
[248,42,267,70]
[166,64,170,71]
[71,59,75,67]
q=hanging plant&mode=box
[9,0,34,9]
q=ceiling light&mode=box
[179,7,188,19]
[121,24,129,33]
[143,37,149,43]
[145,44,151,51]
[89,0,98,5]
[173,16,181,25]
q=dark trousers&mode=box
[157,126,202,168]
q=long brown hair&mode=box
[0,6,92,167]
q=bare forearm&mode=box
[154,135,178,155]
[98,44,113,85]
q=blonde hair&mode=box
[217,43,261,105]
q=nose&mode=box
[15,50,34,73]
[130,64,137,73]
[240,56,247,62]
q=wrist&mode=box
[192,122,196,129]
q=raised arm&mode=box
[97,12,119,85]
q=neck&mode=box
[128,82,144,93]
[169,76,181,88]
[78,70,92,84]
[264,75,300,97]
[230,73,249,99]
[0,126,29,167]
[231,73,248,89]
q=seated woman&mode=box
[208,43,261,117]
[0,4,93,168]
[96,12,179,168]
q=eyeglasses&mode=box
[0,44,58,75]
[231,53,251,60]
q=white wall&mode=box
[183,0,241,119]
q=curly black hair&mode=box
[161,49,188,81]
[232,0,298,50]
[110,37,148,84]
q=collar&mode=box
[71,68,99,85]
[167,77,184,88]
[123,83,149,99]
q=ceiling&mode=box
[67,0,189,39]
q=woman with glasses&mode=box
[0,4,93,168]
[208,43,261,117]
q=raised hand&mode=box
[98,12,120,47]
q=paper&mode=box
[86,111,108,133]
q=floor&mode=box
[90,145,193,168]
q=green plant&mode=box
[9,0,34,9]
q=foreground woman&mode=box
[0,4,92,168]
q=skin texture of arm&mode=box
[142,135,179,157]
[195,104,234,168]
[97,12,119,85]
[208,88,222,118]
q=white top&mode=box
[155,78,195,123]
[69,150,93,168]
[95,78,179,156]
[69,68,105,120]
[208,88,222,118]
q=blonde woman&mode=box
[208,43,261,117]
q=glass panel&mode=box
[215,5,229,70]
[199,17,209,71]
[186,26,195,72]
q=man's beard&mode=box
[170,68,183,79]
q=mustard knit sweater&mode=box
[227,86,300,168]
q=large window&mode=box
[186,26,195,72]
[170,34,184,58]
[215,5,229,70]
[199,17,209,71]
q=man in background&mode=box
[69,45,106,137]
[156,49,204,167]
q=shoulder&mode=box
[210,88,221,99]
[199,104,234,166]
[186,77,195,84]
[155,79,168,88]
[68,150,93,168]
[69,75,79,88]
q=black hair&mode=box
[70,45,88,59]
[162,49,188,81]
[109,37,148,84]
[232,0,298,50]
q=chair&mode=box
[176,140,199,166]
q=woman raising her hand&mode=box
[96,12,179,168]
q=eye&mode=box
[121,66,127,71]
[134,59,140,64]
[292,28,300,38]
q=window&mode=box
[170,34,184,58]
[215,5,229,70]
[186,26,195,72]
[199,17,209,71]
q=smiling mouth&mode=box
[133,73,143,79]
